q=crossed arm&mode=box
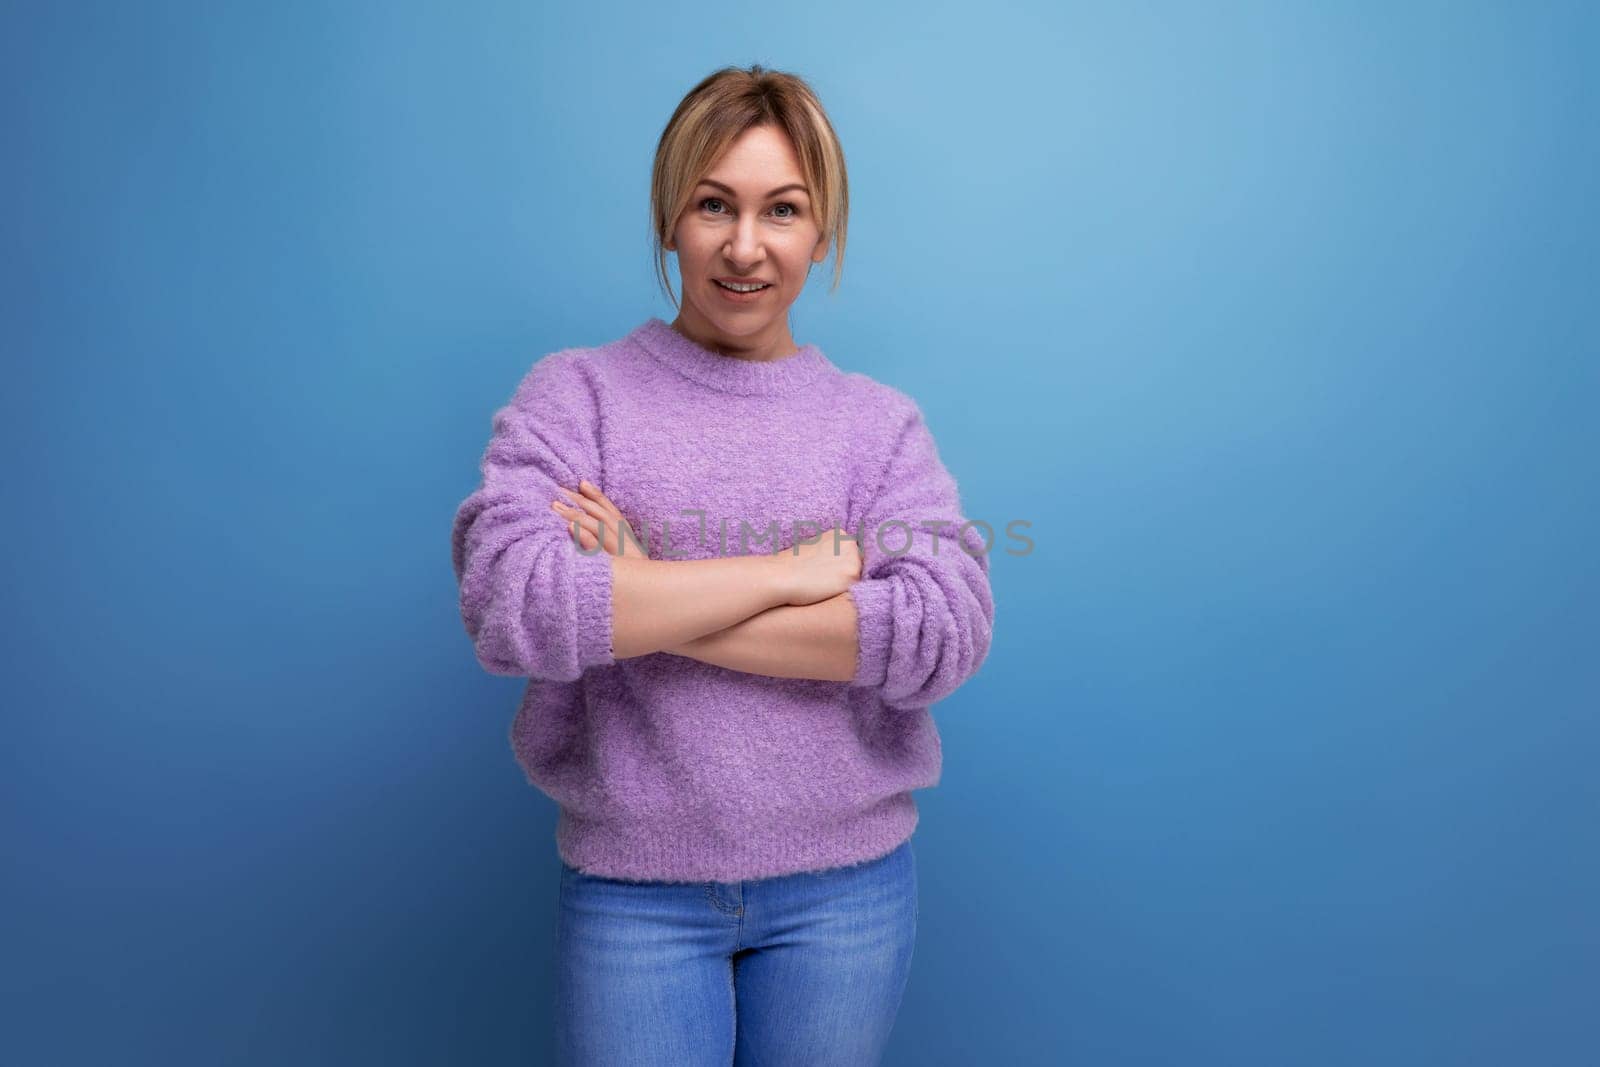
[551,482,859,682]
[451,358,992,703]
[671,592,858,682]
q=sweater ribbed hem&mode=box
[571,546,614,670]
[554,793,919,883]
[847,577,896,689]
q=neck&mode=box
[669,307,799,363]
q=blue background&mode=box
[5,2,1595,1064]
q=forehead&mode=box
[700,125,808,193]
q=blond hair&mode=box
[649,65,849,309]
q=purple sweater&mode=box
[451,317,995,882]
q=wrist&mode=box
[758,550,794,607]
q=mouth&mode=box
[714,278,773,298]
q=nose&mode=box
[723,215,766,271]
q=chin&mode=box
[695,296,779,334]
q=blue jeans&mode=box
[555,837,918,1066]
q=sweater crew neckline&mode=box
[629,316,833,397]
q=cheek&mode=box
[782,232,822,270]
[672,220,713,256]
[781,251,816,282]
[673,229,704,257]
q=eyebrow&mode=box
[696,178,810,200]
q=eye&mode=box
[698,197,801,220]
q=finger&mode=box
[571,515,603,550]
[552,501,598,537]
[565,521,597,552]
[556,493,618,539]
[561,504,620,555]
[579,495,633,556]
[559,497,631,556]
[556,508,595,550]
[557,486,606,521]
[580,480,629,517]
[573,495,627,542]
[577,481,622,518]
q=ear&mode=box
[811,235,831,263]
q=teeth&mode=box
[717,280,768,292]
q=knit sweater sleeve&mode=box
[846,399,995,710]
[450,351,614,680]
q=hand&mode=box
[774,523,861,606]
[550,479,638,557]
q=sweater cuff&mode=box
[847,578,895,689]
[572,548,615,671]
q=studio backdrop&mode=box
[4,2,1595,1065]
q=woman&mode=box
[450,65,996,1066]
